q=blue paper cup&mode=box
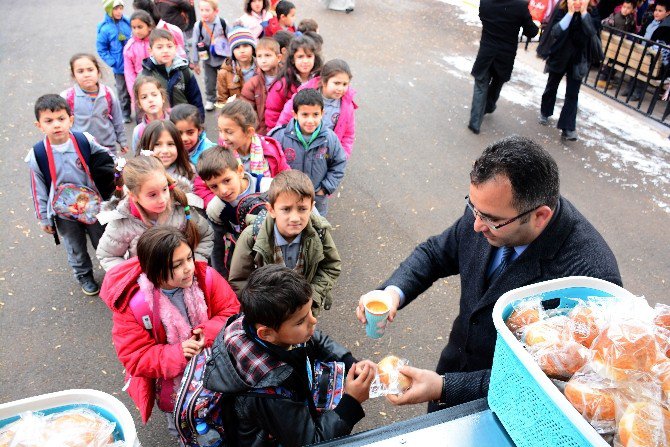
[363,292,392,339]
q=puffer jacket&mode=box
[238,11,273,38]
[123,36,150,104]
[203,315,363,447]
[100,257,240,424]
[96,184,213,271]
[268,119,347,195]
[141,56,205,119]
[97,14,132,74]
[228,213,341,312]
[264,78,298,130]
[275,77,358,158]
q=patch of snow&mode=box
[437,0,481,27]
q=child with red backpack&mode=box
[99,225,239,434]
[27,94,116,296]
[62,54,129,155]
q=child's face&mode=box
[294,104,323,135]
[322,72,350,100]
[262,299,317,348]
[204,165,246,203]
[279,8,296,27]
[35,109,74,145]
[131,170,170,217]
[250,0,264,14]
[174,119,201,152]
[620,2,634,15]
[112,5,124,20]
[654,4,669,21]
[256,47,280,74]
[152,130,179,169]
[233,44,254,64]
[218,115,254,153]
[131,18,152,40]
[268,192,313,242]
[71,57,100,92]
[293,48,315,77]
[199,2,218,22]
[150,38,177,66]
[138,83,164,119]
[161,242,195,289]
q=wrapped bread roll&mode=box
[378,355,412,394]
[568,304,604,348]
[523,316,571,347]
[530,341,589,379]
[565,374,617,431]
[591,320,658,381]
[506,298,545,337]
[618,401,670,447]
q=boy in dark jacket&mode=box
[269,89,347,216]
[204,265,375,447]
[598,0,638,87]
[141,28,205,119]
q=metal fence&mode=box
[583,25,670,127]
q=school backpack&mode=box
[197,17,230,58]
[221,192,269,277]
[33,132,116,202]
[65,86,114,121]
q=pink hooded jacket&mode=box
[123,36,150,104]
[264,79,298,131]
[275,76,358,158]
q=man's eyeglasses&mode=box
[465,196,537,231]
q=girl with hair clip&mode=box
[131,76,171,152]
[63,53,129,155]
[238,0,272,38]
[96,154,213,272]
[123,10,155,108]
[137,119,195,181]
[264,34,323,129]
[99,225,239,430]
[276,59,358,158]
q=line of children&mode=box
[240,38,282,135]
[131,76,171,152]
[64,53,129,156]
[96,154,213,272]
[265,34,323,129]
[269,89,347,216]
[216,26,258,106]
[169,104,216,164]
[97,0,133,123]
[141,29,205,119]
[238,0,273,38]
[276,58,357,158]
[123,10,154,108]
[264,0,297,37]
[229,170,341,314]
[136,120,195,181]
[190,0,229,112]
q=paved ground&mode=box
[1,0,669,445]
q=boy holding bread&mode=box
[204,265,376,446]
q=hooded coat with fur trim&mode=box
[96,179,213,271]
[100,257,240,424]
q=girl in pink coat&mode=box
[276,59,358,158]
[124,11,154,106]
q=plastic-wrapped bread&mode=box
[377,355,412,394]
[564,366,618,434]
[568,302,605,348]
[529,340,589,379]
[505,298,546,338]
[618,401,670,447]
[523,315,571,347]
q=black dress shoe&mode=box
[485,104,497,114]
[468,124,480,135]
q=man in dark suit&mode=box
[468,0,539,134]
[357,136,621,410]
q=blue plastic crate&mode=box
[488,277,636,447]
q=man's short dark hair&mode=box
[275,0,295,19]
[240,265,312,330]
[35,94,71,120]
[470,136,560,213]
[293,88,323,113]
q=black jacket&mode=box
[471,0,539,81]
[154,0,194,31]
[204,315,363,447]
[382,197,621,408]
[544,9,598,78]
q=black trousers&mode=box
[469,70,506,131]
[540,70,582,131]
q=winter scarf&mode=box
[236,134,270,177]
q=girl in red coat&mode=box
[100,225,240,433]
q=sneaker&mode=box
[205,101,215,111]
[561,129,578,141]
[123,116,132,124]
[79,274,100,296]
[345,7,354,13]
[467,124,480,135]
[538,114,549,125]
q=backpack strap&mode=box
[65,88,76,115]
[129,290,154,331]
[32,140,52,193]
[103,85,114,120]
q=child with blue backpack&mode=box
[27,94,115,296]
[97,0,133,123]
[100,225,239,433]
[203,264,375,446]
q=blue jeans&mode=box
[55,218,104,279]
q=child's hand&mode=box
[344,362,375,404]
[316,190,326,196]
[120,146,129,154]
[182,330,205,359]
[193,64,201,75]
[40,224,55,234]
[192,328,205,350]
[354,359,378,377]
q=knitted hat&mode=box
[103,0,124,16]
[228,26,257,57]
